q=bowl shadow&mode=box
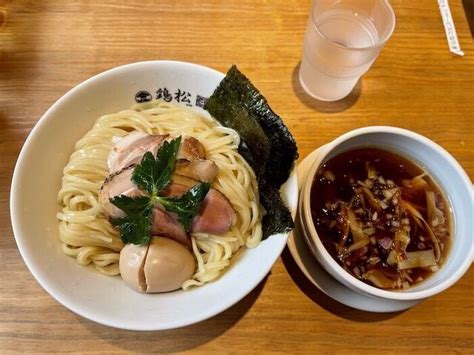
[75,276,268,352]
[291,62,362,113]
[281,246,406,322]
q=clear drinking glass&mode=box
[299,0,395,101]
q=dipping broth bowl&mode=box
[299,126,473,301]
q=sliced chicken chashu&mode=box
[177,136,206,161]
[174,160,218,182]
[99,165,142,218]
[162,183,237,236]
[108,132,169,173]
[100,172,236,248]
[107,132,218,182]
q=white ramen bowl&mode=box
[10,61,298,330]
[300,126,473,301]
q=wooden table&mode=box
[1,0,473,352]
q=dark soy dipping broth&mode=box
[311,147,451,290]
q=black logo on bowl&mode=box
[195,95,208,108]
[134,88,209,108]
[156,88,173,102]
[135,90,152,103]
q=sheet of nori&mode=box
[259,185,295,238]
[203,80,271,180]
[211,65,298,187]
[205,65,298,238]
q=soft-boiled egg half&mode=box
[119,237,196,293]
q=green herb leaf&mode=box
[110,195,153,245]
[156,182,211,232]
[132,136,182,195]
[130,152,157,195]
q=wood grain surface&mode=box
[1,0,473,353]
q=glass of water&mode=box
[299,0,395,101]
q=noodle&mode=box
[57,101,262,289]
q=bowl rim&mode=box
[9,60,296,330]
[301,125,474,301]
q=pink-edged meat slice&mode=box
[108,132,169,173]
[163,183,236,235]
[98,165,142,218]
[191,188,237,235]
[150,207,191,248]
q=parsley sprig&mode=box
[110,136,210,245]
